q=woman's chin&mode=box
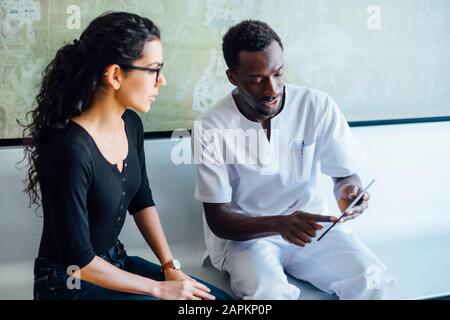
[144,101,154,113]
[130,104,152,113]
[143,104,152,113]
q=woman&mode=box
[22,11,231,300]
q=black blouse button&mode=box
[124,163,128,167]
[122,178,126,182]
[122,192,125,196]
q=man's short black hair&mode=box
[222,20,283,71]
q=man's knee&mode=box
[331,263,396,300]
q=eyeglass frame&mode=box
[118,63,164,82]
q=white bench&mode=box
[1,121,449,299]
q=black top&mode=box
[37,109,155,269]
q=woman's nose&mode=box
[155,72,167,88]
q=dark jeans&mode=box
[33,241,232,300]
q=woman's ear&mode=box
[103,64,122,90]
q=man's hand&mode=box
[276,211,337,247]
[337,184,370,222]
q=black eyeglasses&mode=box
[119,63,164,82]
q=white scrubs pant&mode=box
[221,225,396,300]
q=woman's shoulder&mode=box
[37,124,95,184]
[43,122,94,163]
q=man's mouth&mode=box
[261,97,280,108]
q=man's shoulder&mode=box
[284,84,338,121]
[286,84,333,106]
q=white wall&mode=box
[1,121,449,299]
[326,122,450,243]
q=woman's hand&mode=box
[152,278,216,300]
[160,269,215,300]
[164,268,193,282]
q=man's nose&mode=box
[262,76,278,97]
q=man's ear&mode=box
[103,64,123,90]
[226,69,238,86]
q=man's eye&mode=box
[275,72,284,78]
[250,78,263,84]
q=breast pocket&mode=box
[291,140,316,183]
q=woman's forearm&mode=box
[74,207,175,297]
[75,256,159,297]
[133,206,174,264]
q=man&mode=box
[193,20,396,300]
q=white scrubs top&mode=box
[194,84,364,268]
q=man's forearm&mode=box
[204,203,282,241]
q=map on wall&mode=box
[1,0,450,139]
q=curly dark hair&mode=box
[18,11,161,210]
[222,20,283,71]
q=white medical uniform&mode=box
[194,84,396,300]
